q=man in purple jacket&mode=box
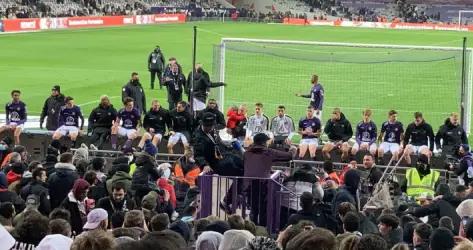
[1,90,27,145]
[244,133,295,226]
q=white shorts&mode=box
[380,142,400,154]
[352,142,377,152]
[152,133,163,141]
[300,138,318,146]
[118,127,137,138]
[56,125,79,136]
[407,144,429,154]
[193,98,206,111]
[168,132,189,145]
[3,123,24,130]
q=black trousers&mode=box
[168,94,182,110]
[150,70,163,89]
[249,180,268,226]
[89,127,111,149]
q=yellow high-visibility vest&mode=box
[406,168,440,198]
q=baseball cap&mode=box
[52,85,60,92]
[83,208,108,230]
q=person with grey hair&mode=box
[88,95,117,149]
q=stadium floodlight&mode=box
[211,38,473,135]
[458,10,473,31]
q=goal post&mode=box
[210,38,473,135]
[458,10,473,30]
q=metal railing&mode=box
[197,170,296,234]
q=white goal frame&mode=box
[459,10,473,30]
[216,38,473,135]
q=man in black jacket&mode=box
[403,112,435,164]
[163,63,186,110]
[20,167,50,216]
[138,99,171,150]
[167,101,193,154]
[122,72,146,115]
[186,65,225,112]
[148,46,165,90]
[435,112,468,156]
[97,181,136,220]
[40,85,65,131]
[88,95,117,149]
[48,152,79,209]
[322,108,353,162]
[195,99,226,130]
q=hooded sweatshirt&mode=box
[218,230,255,250]
[36,234,73,250]
[196,231,223,250]
[435,118,468,149]
[324,113,353,142]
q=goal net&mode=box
[210,38,473,135]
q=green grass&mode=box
[0,22,472,134]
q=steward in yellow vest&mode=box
[402,154,440,200]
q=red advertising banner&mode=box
[283,18,473,32]
[3,18,40,32]
[2,14,186,32]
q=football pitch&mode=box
[1,21,472,135]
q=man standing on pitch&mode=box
[296,74,324,120]
[40,85,65,131]
[122,72,146,115]
[148,46,165,90]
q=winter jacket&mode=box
[60,192,86,236]
[403,121,435,151]
[282,167,318,211]
[456,152,473,186]
[88,104,117,130]
[40,94,65,130]
[324,113,353,142]
[226,109,245,129]
[122,80,146,114]
[435,118,468,150]
[412,199,461,235]
[97,196,136,220]
[332,169,360,216]
[187,69,225,103]
[20,180,50,216]
[384,227,403,249]
[157,178,176,208]
[48,163,79,209]
[131,154,161,193]
[244,145,292,178]
[163,70,186,99]
[106,170,132,195]
[169,109,193,133]
[148,49,165,71]
[173,158,200,188]
[143,107,171,134]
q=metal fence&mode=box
[197,171,296,234]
